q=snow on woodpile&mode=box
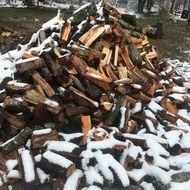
[0,1,190,190]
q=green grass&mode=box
[0,7,57,27]
[137,14,190,61]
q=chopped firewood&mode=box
[23,89,62,114]
[0,107,26,129]
[39,151,75,177]
[0,127,32,153]
[20,149,36,183]
[6,81,32,94]
[79,25,105,47]
[61,21,72,43]
[121,45,134,70]
[114,44,119,66]
[32,72,55,98]
[81,115,91,144]
[65,106,92,117]
[16,58,45,73]
[69,86,99,108]
[32,128,59,149]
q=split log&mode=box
[32,129,59,149]
[79,25,105,47]
[3,96,26,113]
[32,72,55,98]
[121,45,134,70]
[23,89,62,114]
[0,107,26,129]
[61,21,72,43]
[39,151,75,177]
[6,81,32,94]
[40,52,63,76]
[16,58,45,73]
[105,95,125,126]
[81,115,91,144]
[0,127,32,153]
[65,106,92,116]
[20,149,36,183]
[69,86,99,108]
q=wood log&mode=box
[79,24,105,47]
[0,107,26,129]
[0,127,32,153]
[32,129,59,149]
[39,151,75,178]
[16,58,45,73]
[81,115,91,144]
[20,149,36,183]
[128,43,143,67]
[40,52,63,76]
[69,86,99,108]
[70,45,106,60]
[3,96,26,113]
[65,106,92,117]
[22,52,37,59]
[32,72,55,98]
[60,21,72,43]
[121,45,134,70]
[6,81,32,94]
[85,68,112,91]
[105,95,125,126]
[114,44,120,66]
[23,89,62,114]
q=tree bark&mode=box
[137,0,146,13]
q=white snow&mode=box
[7,170,21,179]
[42,151,73,168]
[20,149,35,183]
[170,180,190,190]
[63,169,83,190]
[44,140,79,153]
[131,102,142,114]
[82,186,102,190]
[33,128,52,136]
[6,160,18,171]
[7,81,29,87]
[58,132,83,141]
[36,168,49,184]
[84,166,104,185]
[119,107,127,129]
[168,153,190,168]
[147,101,163,113]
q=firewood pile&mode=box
[0,1,190,190]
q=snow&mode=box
[63,169,83,190]
[20,149,35,183]
[81,186,102,190]
[43,99,59,107]
[6,160,18,171]
[95,151,130,187]
[128,168,146,182]
[131,102,142,114]
[170,180,190,190]
[58,132,83,141]
[34,154,42,162]
[87,137,129,150]
[42,151,73,168]
[33,128,52,136]
[44,140,79,153]
[144,164,171,184]
[119,107,127,129]
[7,170,21,179]
[147,100,163,113]
[141,182,155,190]
[145,119,156,134]
[180,133,190,149]
[36,168,49,184]
[84,166,104,185]
[164,130,181,147]
[168,153,190,168]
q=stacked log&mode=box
[0,1,190,190]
